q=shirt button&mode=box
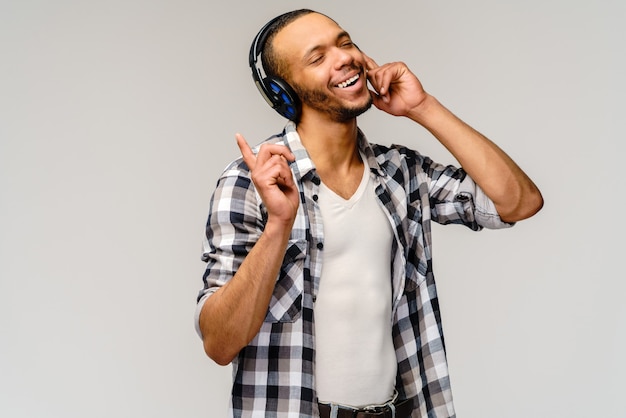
[317,242,324,250]
[312,194,318,201]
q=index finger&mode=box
[235,133,256,170]
[362,53,379,71]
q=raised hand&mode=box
[235,133,300,227]
[363,53,429,118]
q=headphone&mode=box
[248,15,301,121]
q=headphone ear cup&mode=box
[249,12,302,121]
[264,76,301,121]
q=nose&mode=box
[332,46,356,70]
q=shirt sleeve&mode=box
[194,161,264,338]
[455,175,515,230]
[401,145,513,230]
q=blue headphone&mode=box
[248,15,301,121]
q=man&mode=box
[195,9,543,418]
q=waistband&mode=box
[318,393,414,418]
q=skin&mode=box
[200,12,544,365]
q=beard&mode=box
[292,82,373,123]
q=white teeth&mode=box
[336,74,359,88]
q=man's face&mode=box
[272,13,372,122]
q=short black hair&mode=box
[261,9,316,81]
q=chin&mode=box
[334,97,373,122]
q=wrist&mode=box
[263,216,295,242]
[406,93,441,125]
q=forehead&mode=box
[273,13,347,58]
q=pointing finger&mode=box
[235,133,256,170]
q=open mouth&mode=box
[335,74,360,89]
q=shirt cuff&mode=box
[194,292,212,339]
[457,176,515,229]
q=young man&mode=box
[195,9,543,418]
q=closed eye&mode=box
[309,55,324,65]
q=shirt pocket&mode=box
[403,203,430,293]
[264,239,307,323]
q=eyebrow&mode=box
[302,30,351,61]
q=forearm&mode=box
[199,219,292,365]
[407,95,543,222]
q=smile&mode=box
[335,74,360,89]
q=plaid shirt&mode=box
[196,121,512,417]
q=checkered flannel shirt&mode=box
[195,121,512,417]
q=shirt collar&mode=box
[282,122,316,181]
[281,121,387,180]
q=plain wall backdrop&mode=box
[1,0,624,417]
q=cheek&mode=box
[291,67,331,91]
[294,83,331,105]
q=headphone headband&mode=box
[249,15,301,121]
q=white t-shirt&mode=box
[314,156,397,407]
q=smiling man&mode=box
[195,9,543,418]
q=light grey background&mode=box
[1,1,624,417]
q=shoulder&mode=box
[369,142,427,174]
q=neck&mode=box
[296,115,361,174]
